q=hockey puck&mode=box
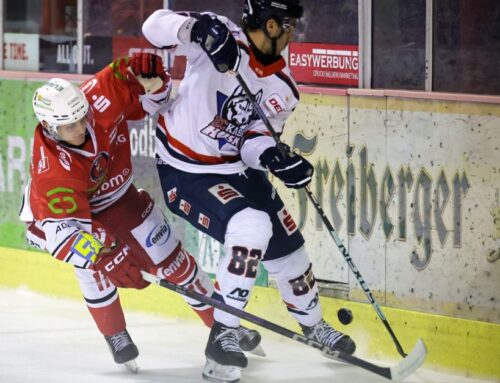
[337,308,353,325]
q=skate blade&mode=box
[248,344,266,357]
[122,359,138,374]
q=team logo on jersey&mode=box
[56,145,72,171]
[179,199,191,215]
[200,86,263,149]
[198,213,210,229]
[80,78,98,94]
[90,151,110,183]
[277,207,298,235]
[208,184,243,204]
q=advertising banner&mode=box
[3,33,40,71]
[289,42,359,86]
[39,35,112,74]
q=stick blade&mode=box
[390,339,427,380]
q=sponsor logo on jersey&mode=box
[93,170,128,196]
[116,133,127,144]
[179,199,191,215]
[167,188,177,203]
[198,213,210,229]
[37,146,50,174]
[71,231,103,264]
[55,222,70,234]
[91,94,111,113]
[80,78,98,94]
[208,184,243,204]
[56,145,72,171]
[90,151,110,183]
[277,207,298,235]
[200,86,263,149]
[145,220,171,247]
[265,94,286,114]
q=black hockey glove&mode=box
[191,14,241,73]
[259,145,314,189]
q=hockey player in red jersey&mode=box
[19,53,261,372]
[142,0,355,381]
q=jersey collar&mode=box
[238,41,286,78]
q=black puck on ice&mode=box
[337,308,353,325]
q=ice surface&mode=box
[0,288,493,383]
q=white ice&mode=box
[0,288,493,383]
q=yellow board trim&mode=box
[0,247,498,380]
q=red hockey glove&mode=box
[93,242,150,289]
[129,52,168,80]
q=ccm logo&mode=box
[102,245,130,272]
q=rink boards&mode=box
[0,75,499,380]
[0,246,499,380]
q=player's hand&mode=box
[191,14,240,73]
[259,145,314,189]
[93,241,150,289]
[129,52,167,80]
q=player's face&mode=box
[57,116,88,146]
[276,18,297,52]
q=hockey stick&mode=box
[233,71,409,358]
[142,271,426,381]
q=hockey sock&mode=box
[87,295,127,336]
[263,247,323,327]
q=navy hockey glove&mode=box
[191,14,241,73]
[259,145,314,189]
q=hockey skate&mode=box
[301,319,356,356]
[203,321,248,382]
[237,325,265,357]
[104,329,139,373]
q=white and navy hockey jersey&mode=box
[142,9,300,174]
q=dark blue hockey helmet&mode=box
[242,0,303,30]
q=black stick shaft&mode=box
[143,272,392,380]
[234,72,407,357]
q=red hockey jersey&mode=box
[20,58,171,267]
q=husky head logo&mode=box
[201,86,264,149]
[222,86,262,127]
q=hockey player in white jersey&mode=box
[142,1,355,381]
